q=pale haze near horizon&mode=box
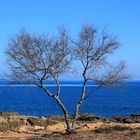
[0,0,140,80]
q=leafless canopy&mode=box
[74,25,129,86]
[6,29,72,132]
[6,29,71,85]
[72,25,130,129]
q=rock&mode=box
[112,116,127,123]
[0,116,20,131]
[34,126,45,130]
[0,121,19,131]
[123,118,135,123]
[18,126,28,133]
[27,117,50,126]
[18,127,27,133]
[0,116,7,123]
[77,113,108,122]
[47,116,65,122]
[111,115,140,123]
[9,120,20,130]
[18,117,27,125]
[130,114,140,118]
[129,114,140,123]
[0,112,19,118]
[78,114,93,121]
[18,125,34,133]
[134,118,140,123]
[0,113,61,131]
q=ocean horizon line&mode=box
[0,84,98,87]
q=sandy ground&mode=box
[1,122,140,140]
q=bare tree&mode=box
[71,25,130,129]
[6,25,129,133]
[6,29,72,132]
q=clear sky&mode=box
[0,0,140,80]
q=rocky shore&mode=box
[78,113,140,123]
[0,112,140,140]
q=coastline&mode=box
[0,112,140,139]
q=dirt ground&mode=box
[1,122,140,140]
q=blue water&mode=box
[0,81,140,118]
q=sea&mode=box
[0,80,140,118]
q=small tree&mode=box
[6,29,72,131]
[71,25,129,129]
[6,25,129,133]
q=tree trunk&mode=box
[54,96,72,132]
[41,85,73,133]
[71,79,87,129]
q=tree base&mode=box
[65,128,77,135]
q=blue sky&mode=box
[0,0,140,79]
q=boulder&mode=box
[123,118,135,123]
[18,117,27,125]
[77,114,93,121]
[134,118,140,123]
[129,114,140,123]
[27,117,55,126]
[77,113,107,122]
[130,114,140,118]
[112,116,128,123]
[18,126,28,133]
[34,126,45,130]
